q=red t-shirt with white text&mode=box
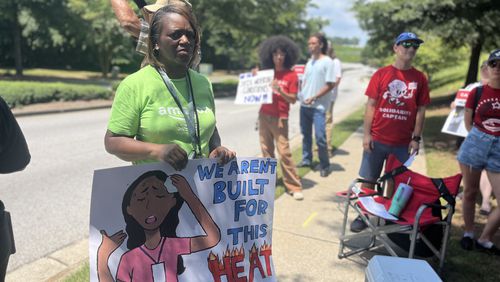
[365,65,430,145]
[466,84,500,136]
[260,69,298,118]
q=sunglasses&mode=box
[399,41,420,49]
[488,60,500,68]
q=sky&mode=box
[307,0,368,46]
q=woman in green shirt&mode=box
[105,3,234,170]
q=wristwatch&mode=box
[412,136,421,143]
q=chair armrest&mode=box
[355,178,378,185]
[421,202,448,210]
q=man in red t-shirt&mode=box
[351,32,430,232]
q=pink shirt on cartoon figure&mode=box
[116,237,191,282]
[365,65,430,145]
[466,84,500,136]
[260,69,298,118]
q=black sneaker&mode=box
[350,215,368,233]
[475,241,500,256]
[460,236,474,250]
[320,168,329,177]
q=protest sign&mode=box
[89,158,277,282]
[292,64,305,93]
[235,70,274,105]
[441,89,471,137]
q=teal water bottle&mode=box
[389,183,413,217]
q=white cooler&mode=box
[365,255,442,282]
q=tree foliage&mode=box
[0,0,325,75]
[193,0,325,69]
[68,0,135,77]
[353,0,500,85]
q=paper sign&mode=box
[89,158,278,282]
[293,64,305,93]
[441,107,468,137]
[358,197,398,221]
[454,89,471,107]
[235,70,274,105]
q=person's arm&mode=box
[104,130,189,170]
[208,127,236,165]
[0,98,30,173]
[110,0,141,38]
[464,108,474,132]
[97,230,127,282]
[363,98,377,152]
[409,106,426,155]
[208,127,221,151]
[272,80,297,104]
[303,82,335,105]
[170,175,221,252]
[335,76,342,88]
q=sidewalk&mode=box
[272,128,427,281]
[7,104,428,281]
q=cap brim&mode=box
[396,38,424,45]
[143,4,164,12]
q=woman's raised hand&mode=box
[170,174,192,198]
[98,230,127,258]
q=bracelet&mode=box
[412,136,421,143]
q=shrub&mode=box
[212,80,238,97]
[0,81,112,108]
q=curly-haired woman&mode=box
[257,35,304,200]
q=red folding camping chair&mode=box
[337,155,462,273]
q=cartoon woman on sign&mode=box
[97,170,220,282]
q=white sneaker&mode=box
[293,192,304,200]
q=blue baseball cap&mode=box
[395,32,424,45]
[487,49,500,63]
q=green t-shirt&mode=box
[108,65,216,164]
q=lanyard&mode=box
[156,67,202,158]
[139,237,167,263]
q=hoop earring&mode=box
[153,45,160,56]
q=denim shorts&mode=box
[359,141,409,181]
[457,126,500,172]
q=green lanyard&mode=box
[156,67,202,158]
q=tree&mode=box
[68,0,133,78]
[192,0,326,70]
[417,0,500,85]
[353,0,500,85]
[0,0,74,76]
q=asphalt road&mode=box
[2,62,372,272]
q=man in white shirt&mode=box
[297,33,336,177]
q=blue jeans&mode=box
[300,106,330,169]
[358,141,409,181]
[457,126,500,172]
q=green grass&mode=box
[429,62,468,98]
[274,106,364,198]
[334,45,362,63]
[63,262,90,282]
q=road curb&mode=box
[6,239,88,282]
[12,101,113,117]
